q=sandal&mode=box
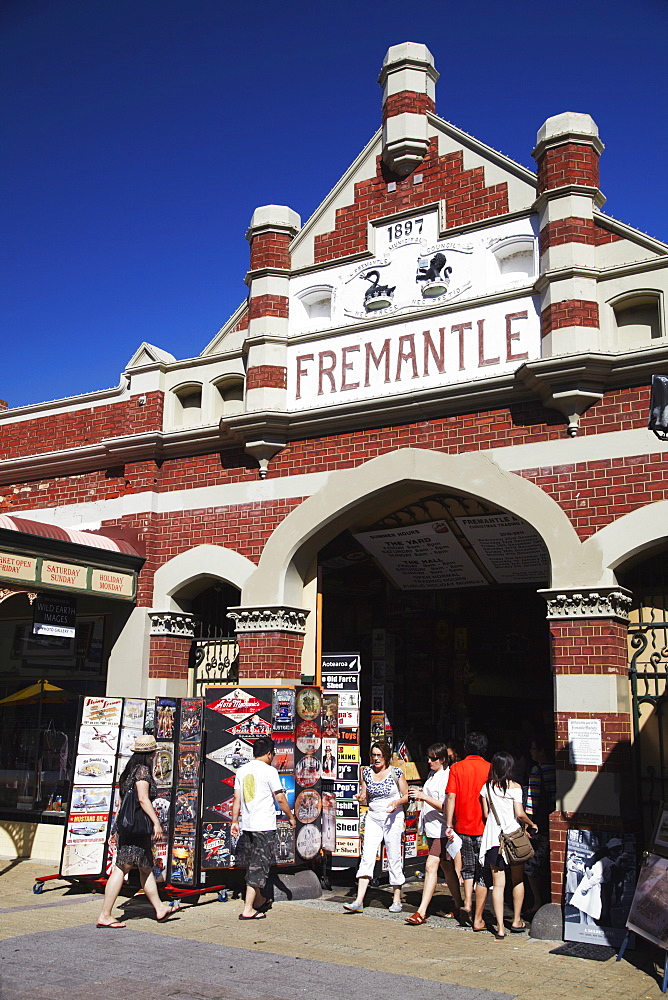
[510,922,527,933]
[156,901,181,922]
[404,912,427,925]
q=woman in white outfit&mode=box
[479,751,537,938]
[343,741,408,913]
[405,742,462,925]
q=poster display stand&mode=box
[201,685,326,870]
[617,809,668,993]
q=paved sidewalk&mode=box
[0,859,663,1000]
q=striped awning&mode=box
[0,515,139,556]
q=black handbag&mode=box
[116,783,153,838]
[486,782,534,866]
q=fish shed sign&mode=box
[287,296,540,410]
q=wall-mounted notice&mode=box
[568,718,603,766]
[456,513,549,584]
[354,521,486,591]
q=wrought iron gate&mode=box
[629,618,668,840]
[189,625,239,696]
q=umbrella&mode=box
[0,680,75,705]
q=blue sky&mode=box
[3,0,667,409]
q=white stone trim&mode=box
[540,586,632,621]
[227,606,309,634]
[554,673,630,714]
[245,447,584,607]
[149,611,199,637]
[582,500,668,575]
[152,544,257,611]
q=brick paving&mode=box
[0,860,663,1000]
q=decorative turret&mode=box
[379,42,438,177]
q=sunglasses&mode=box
[427,755,441,761]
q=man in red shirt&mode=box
[444,732,490,930]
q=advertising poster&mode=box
[626,853,668,949]
[73,754,116,785]
[321,738,337,779]
[70,786,112,813]
[66,816,108,843]
[322,695,339,738]
[171,838,196,883]
[153,744,175,788]
[122,699,146,730]
[296,720,322,755]
[228,715,273,740]
[153,840,168,883]
[61,843,106,876]
[322,791,336,852]
[276,820,296,864]
[564,829,636,947]
[118,727,138,757]
[272,734,295,773]
[201,823,231,868]
[208,687,271,725]
[179,699,203,743]
[272,688,296,732]
[155,698,178,741]
[178,746,200,785]
[455,513,549,584]
[354,521,487,590]
[81,697,123,726]
[78,725,120,755]
[152,791,172,828]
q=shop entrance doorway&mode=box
[319,491,553,775]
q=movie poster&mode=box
[81,697,123,727]
[564,829,636,947]
[155,698,178,741]
[272,688,295,732]
[153,744,175,789]
[272,734,295,773]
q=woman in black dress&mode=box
[96,734,181,928]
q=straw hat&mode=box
[132,734,158,753]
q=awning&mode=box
[0,516,139,555]
[0,516,144,601]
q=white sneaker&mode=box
[389,901,403,913]
[343,901,363,913]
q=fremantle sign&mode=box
[287,296,540,411]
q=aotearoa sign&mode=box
[288,296,539,410]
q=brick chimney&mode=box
[379,42,438,177]
[533,113,605,357]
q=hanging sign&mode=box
[206,688,271,724]
[32,592,76,638]
[322,653,361,674]
[354,520,486,590]
[456,513,549,584]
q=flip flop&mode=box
[494,931,506,940]
[157,901,181,922]
[238,911,266,920]
[96,921,126,929]
[404,912,427,925]
[510,922,527,933]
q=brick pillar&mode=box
[148,611,198,695]
[378,42,438,176]
[533,113,604,360]
[243,205,300,476]
[540,587,633,904]
[227,606,309,684]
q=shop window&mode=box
[215,377,245,418]
[173,384,203,427]
[613,295,662,348]
[493,239,536,282]
[297,286,333,329]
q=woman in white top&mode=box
[405,742,463,925]
[479,751,537,938]
[343,741,408,914]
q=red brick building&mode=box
[1,43,667,899]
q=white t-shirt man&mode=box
[234,758,284,832]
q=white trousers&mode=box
[356,807,405,886]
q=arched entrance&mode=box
[318,486,553,767]
[169,576,241,695]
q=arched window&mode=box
[492,238,536,282]
[613,294,662,347]
[296,286,333,329]
[214,377,245,418]
[173,384,203,427]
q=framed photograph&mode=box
[650,802,668,859]
[564,829,636,948]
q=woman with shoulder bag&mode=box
[343,741,408,914]
[478,751,537,939]
[96,735,181,928]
